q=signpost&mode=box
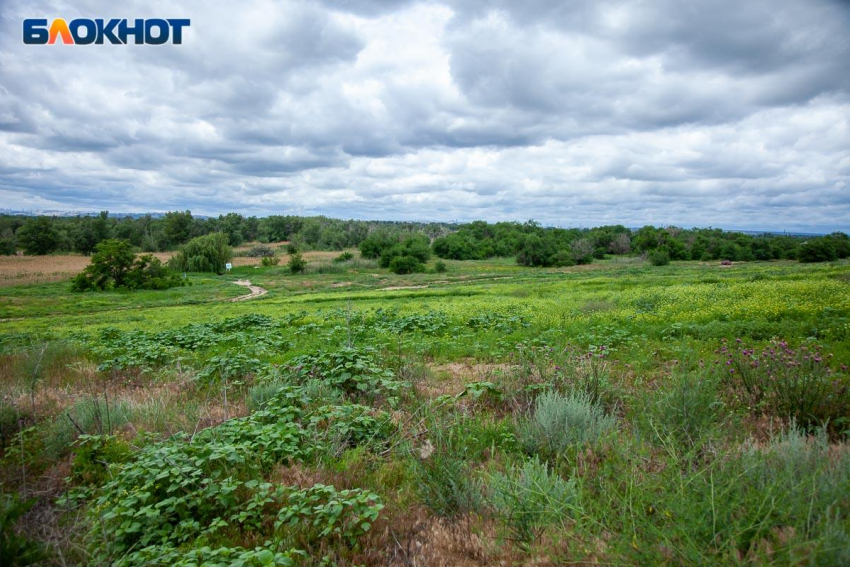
[225,262,232,273]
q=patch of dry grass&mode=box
[0,252,175,287]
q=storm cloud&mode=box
[0,0,848,231]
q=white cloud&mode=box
[0,0,848,231]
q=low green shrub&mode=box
[519,390,616,460]
[87,386,387,564]
[388,255,423,274]
[290,347,404,402]
[275,483,383,547]
[117,545,303,567]
[70,434,132,486]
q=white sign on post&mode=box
[225,263,232,273]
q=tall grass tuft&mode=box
[44,396,129,458]
[486,457,577,548]
[412,447,482,519]
[641,367,723,450]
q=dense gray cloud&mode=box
[0,0,848,231]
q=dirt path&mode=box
[230,279,267,302]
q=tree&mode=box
[169,233,232,274]
[632,226,660,252]
[359,232,397,259]
[71,239,184,291]
[72,214,111,255]
[17,217,61,255]
[609,232,631,255]
[218,213,245,246]
[798,237,838,263]
[516,234,557,267]
[570,238,594,265]
[160,210,194,249]
[379,235,431,268]
[0,230,15,255]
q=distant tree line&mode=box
[429,222,849,266]
[1,212,847,267]
[0,212,453,256]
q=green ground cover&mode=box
[1,257,849,566]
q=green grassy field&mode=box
[1,256,849,566]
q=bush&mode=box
[124,254,185,290]
[570,238,594,264]
[169,233,232,274]
[433,260,447,273]
[333,251,354,263]
[519,390,616,459]
[486,458,576,548]
[245,244,275,258]
[260,255,280,267]
[70,434,132,486]
[648,248,670,266]
[85,389,386,564]
[16,217,60,255]
[71,239,134,290]
[388,255,423,274]
[288,252,306,274]
[72,239,184,292]
[290,347,402,401]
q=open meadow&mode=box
[1,255,849,566]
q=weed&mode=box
[722,339,850,435]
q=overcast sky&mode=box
[1,0,848,231]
